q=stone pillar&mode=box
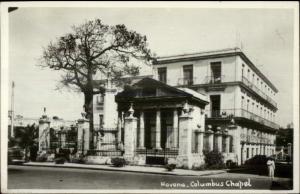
[253,144,256,156]
[124,115,137,158]
[216,131,222,152]
[173,109,179,148]
[77,119,90,154]
[197,132,204,155]
[117,117,122,144]
[61,132,66,148]
[176,113,193,169]
[207,129,214,151]
[139,111,145,149]
[264,145,268,156]
[103,88,118,129]
[225,134,230,154]
[155,109,162,149]
[38,115,50,151]
[241,144,247,164]
[229,125,241,165]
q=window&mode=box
[99,115,104,127]
[241,96,244,109]
[246,148,249,158]
[183,65,193,85]
[210,62,222,83]
[157,67,167,84]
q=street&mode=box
[7,165,292,190]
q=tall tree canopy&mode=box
[41,19,154,148]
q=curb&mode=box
[20,163,227,177]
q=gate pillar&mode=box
[77,119,90,154]
[176,111,193,169]
[124,107,137,159]
[38,115,50,151]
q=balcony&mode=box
[240,133,272,144]
[177,77,197,86]
[204,75,226,84]
[206,108,279,129]
[241,76,277,108]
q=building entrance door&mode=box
[210,95,221,117]
[144,111,156,149]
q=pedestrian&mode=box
[267,157,275,180]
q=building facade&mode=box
[152,48,279,165]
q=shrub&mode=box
[204,150,224,167]
[165,163,176,171]
[70,154,85,164]
[55,148,70,161]
[226,160,238,169]
[54,157,65,164]
[207,163,226,169]
[36,152,48,162]
[193,164,207,171]
[111,157,126,167]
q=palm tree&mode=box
[14,124,39,161]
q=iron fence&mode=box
[207,108,279,129]
[241,76,277,108]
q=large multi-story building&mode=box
[92,47,279,166]
[152,47,279,164]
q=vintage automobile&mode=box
[8,146,25,165]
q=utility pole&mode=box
[10,81,15,138]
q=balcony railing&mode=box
[177,77,197,86]
[207,109,279,129]
[240,133,272,144]
[241,76,277,108]
[204,75,225,84]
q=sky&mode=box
[7,5,296,127]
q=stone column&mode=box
[225,134,230,154]
[241,144,247,164]
[173,109,179,148]
[253,144,256,156]
[155,109,162,149]
[176,112,193,169]
[197,132,204,155]
[77,119,90,154]
[207,129,214,151]
[38,115,50,151]
[117,117,122,144]
[124,115,137,158]
[229,125,241,165]
[139,111,145,149]
[264,145,267,156]
[216,131,223,152]
[61,132,66,148]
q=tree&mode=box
[40,19,154,149]
[14,124,39,161]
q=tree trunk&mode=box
[84,91,94,150]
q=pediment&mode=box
[117,78,190,99]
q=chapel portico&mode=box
[115,78,232,168]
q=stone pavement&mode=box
[23,162,227,176]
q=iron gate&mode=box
[135,148,178,165]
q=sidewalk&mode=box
[23,162,227,176]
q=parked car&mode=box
[8,146,25,165]
[244,155,269,175]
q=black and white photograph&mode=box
[1,1,299,193]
